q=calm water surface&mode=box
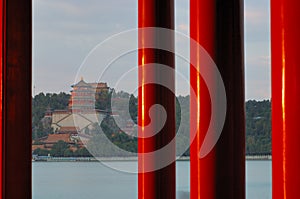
[33,160,271,199]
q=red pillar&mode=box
[1,0,32,198]
[138,1,175,199]
[271,0,300,198]
[0,1,3,197]
[190,0,245,198]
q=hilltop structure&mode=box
[33,79,110,152]
[49,78,109,133]
[69,78,109,112]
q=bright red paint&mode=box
[190,0,216,198]
[138,1,175,199]
[271,0,300,198]
[190,0,245,198]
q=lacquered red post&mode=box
[271,0,300,198]
[138,1,175,199]
[190,1,216,198]
[190,0,245,198]
[0,1,3,197]
[2,0,32,198]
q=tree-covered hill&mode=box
[32,92,70,139]
[246,100,271,154]
[32,92,272,155]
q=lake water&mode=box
[33,160,271,199]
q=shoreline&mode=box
[32,155,271,162]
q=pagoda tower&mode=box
[69,77,95,112]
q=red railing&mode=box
[271,0,300,198]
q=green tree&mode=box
[74,147,92,157]
[245,100,271,154]
[64,149,74,157]
[32,92,70,140]
[50,140,69,157]
[129,94,137,124]
[95,89,113,111]
[33,148,50,156]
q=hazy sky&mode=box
[33,0,270,100]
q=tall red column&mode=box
[1,0,32,198]
[0,1,3,197]
[138,1,175,199]
[190,0,245,198]
[271,0,300,198]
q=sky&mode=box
[33,0,270,100]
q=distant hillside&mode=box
[32,92,271,155]
[32,92,70,140]
[246,100,271,154]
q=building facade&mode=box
[49,78,109,133]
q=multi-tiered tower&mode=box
[69,78,95,112]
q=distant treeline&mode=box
[246,100,271,154]
[33,141,92,157]
[32,92,70,139]
[32,92,271,156]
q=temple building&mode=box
[33,79,110,153]
[50,78,109,133]
[69,78,109,112]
